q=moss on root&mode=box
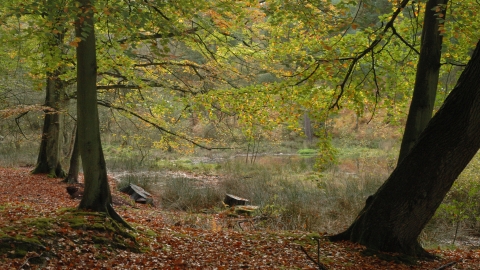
[0,236,45,258]
[59,209,141,252]
[0,208,143,258]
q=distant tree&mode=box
[62,126,79,184]
[1,0,72,177]
[32,51,67,178]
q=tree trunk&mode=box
[303,112,313,146]
[330,40,480,256]
[75,1,133,230]
[32,69,66,178]
[32,12,69,178]
[75,0,111,212]
[62,127,79,184]
[398,0,448,163]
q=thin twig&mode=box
[331,0,410,109]
[15,111,29,139]
[433,261,457,270]
[95,100,232,150]
[19,252,44,270]
[300,238,328,270]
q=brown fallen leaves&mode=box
[0,167,479,269]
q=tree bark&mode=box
[75,0,112,212]
[62,127,79,184]
[75,1,133,230]
[32,69,66,178]
[330,40,480,256]
[303,112,313,146]
[398,0,448,163]
[32,11,69,178]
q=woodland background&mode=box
[1,0,480,268]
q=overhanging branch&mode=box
[95,99,230,150]
[331,0,411,109]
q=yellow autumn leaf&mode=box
[69,37,82,47]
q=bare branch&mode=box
[295,62,321,86]
[15,112,29,139]
[95,100,230,150]
[331,0,411,109]
[97,84,141,90]
[300,238,328,270]
[433,261,457,270]
[117,28,198,44]
[143,0,170,21]
[391,26,420,55]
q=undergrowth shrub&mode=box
[116,173,160,191]
[429,153,480,245]
[161,177,223,211]
[155,156,387,233]
[0,142,37,167]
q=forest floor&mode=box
[1,167,479,269]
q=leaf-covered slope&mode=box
[0,167,478,269]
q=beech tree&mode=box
[32,36,68,178]
[74,0,123,223]
[1,0,73,177]
[31,2,72,178]
[330,40,480,256]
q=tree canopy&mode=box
[2,0,480,258]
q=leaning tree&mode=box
[330,40,480,256]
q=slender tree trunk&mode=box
[62,127,79,184]
[32,69,66,178]
[303,112,313,146]
[398,0,448,163]
[75,0,111,211]
[330,40,480,256]
[75,0,133,229]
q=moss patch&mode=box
[58,209,141,252]
[0,236,45,258]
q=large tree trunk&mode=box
[75,0,112,212]
[32,70,66,178]
[330,40,480,256]
[398,0,448,163]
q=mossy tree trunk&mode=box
[330,40,480,256]
[398,0,448,163]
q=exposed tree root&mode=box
[106,203,135,231]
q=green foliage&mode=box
[434,153,480,241]
[297,148,317,156]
